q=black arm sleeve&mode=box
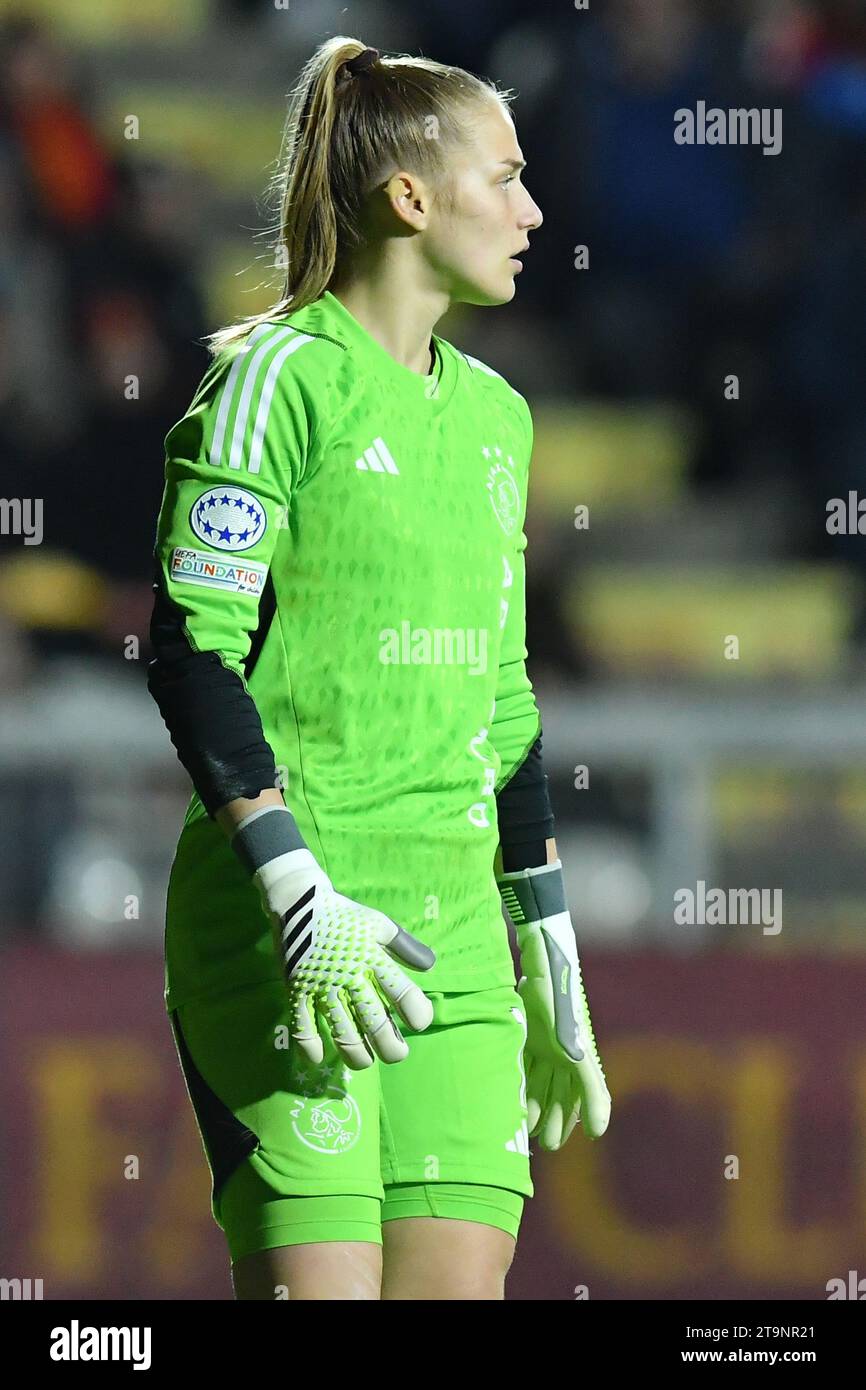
[147,567,278,818]
[494,730,556,871]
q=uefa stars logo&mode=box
[188,486,267,552]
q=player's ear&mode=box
[377,170,430,233]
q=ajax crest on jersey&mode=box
[189,486,266,552]
[486,458,520,536]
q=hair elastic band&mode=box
[344,46,379,76]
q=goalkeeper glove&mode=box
[232,806,436,1071]
[497,857,610,1149]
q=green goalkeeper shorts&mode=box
[169,978,533,1263]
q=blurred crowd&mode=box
[0,0,865,674]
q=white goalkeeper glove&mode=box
[497,857,610,1150]
[233,807,435,1071]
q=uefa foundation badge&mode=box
[189,486,266,552]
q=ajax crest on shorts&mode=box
[289,1087,362,1154]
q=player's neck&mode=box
[327,260,448,377]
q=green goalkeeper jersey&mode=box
[155,289,541,1009]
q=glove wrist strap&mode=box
[231,804,308,875]
[496,857,567,930]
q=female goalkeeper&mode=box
[148,36,610,1301]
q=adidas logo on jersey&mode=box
[355,437,399,474]
[505,1121,530,1156]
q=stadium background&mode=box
[1,0,864,1300]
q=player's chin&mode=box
[464,277,518,307]
[497,265,520,301]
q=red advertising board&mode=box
[1,943,862,1300]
